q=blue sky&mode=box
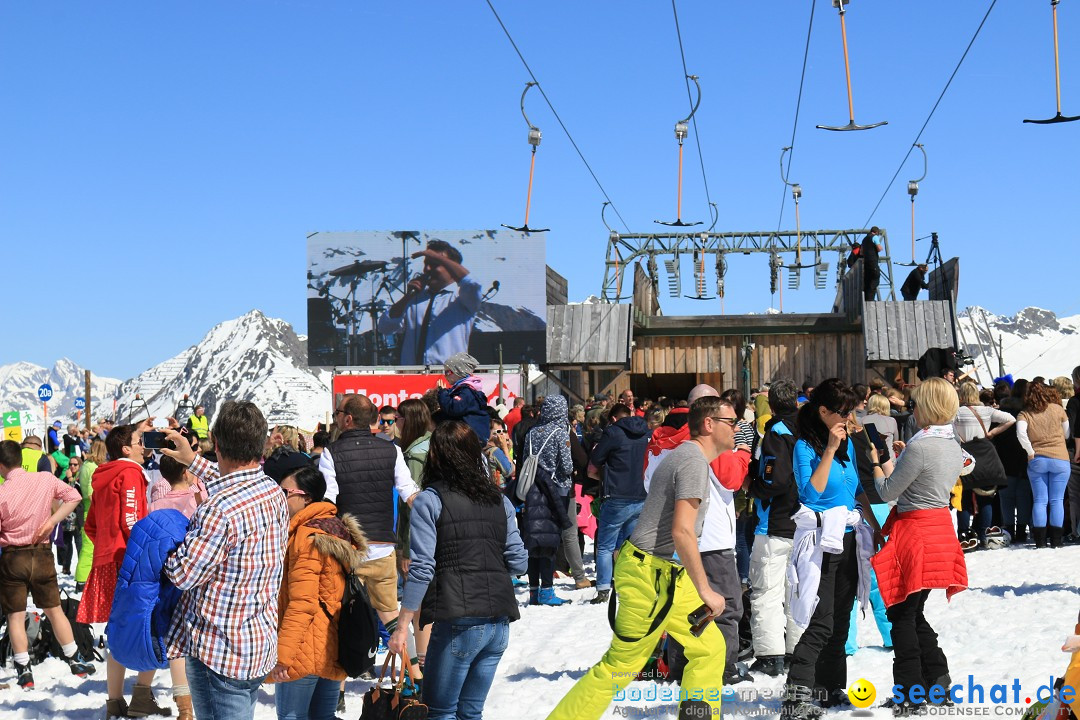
[3,1,1077,379]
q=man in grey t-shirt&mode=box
[629,441,712,560]
[546,396,738,720]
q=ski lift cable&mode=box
[777,0,817,232]
[672,0,713,219]
[483,0,632,233]
[862,0,998,228]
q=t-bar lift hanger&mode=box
[817,0,888,132]
[503,82,550,232]
[1024,0,1080,124]
[656,74,703,227]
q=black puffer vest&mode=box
[330,429,399,544]
[419,482,519,628]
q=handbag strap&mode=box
[394,649,415,692]
[966,406,991,438]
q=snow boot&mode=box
[1014,524,1028,543]
[67,648,98,677]
[106,698,130,719]
[337,690,346,714]
[781,684,823,720]
[575,577,595,589]
[748,655,785,677]
[1050,526,1064,548]
[537,587,569,606]
[818,687,852,709]
[724,662,752,685]
[1033,526,1048,548]
[590,589,611,605]
[14,660,33,689]
[128,684,172,717]
[175,695,194,720]
[528,586,539,605]
[678,699,712,718]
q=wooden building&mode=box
[542,258,962,402]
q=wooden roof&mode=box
[546,304,632,367]
[863,300,957,364]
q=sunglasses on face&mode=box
[709,416,740,427]
[493,429,506,435]
[379,418,396,426]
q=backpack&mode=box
[0,612,49,667]
[44,591,103,663]
[515,429,555,503]
[322,572,380,678]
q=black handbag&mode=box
[360,650,428,720]
[960,407,1007,491]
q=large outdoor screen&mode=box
[307,230,547,367]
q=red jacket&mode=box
[647,423,746,491]
[84,459,148,566]
[504,407,522,435]
[872,507,967,608]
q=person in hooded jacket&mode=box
[436,353,490,445]
[587,403,651,604]
[267,463,368,720]
[521,395,576,605]
[79,420,174,719]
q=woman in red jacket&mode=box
[870,378,972,716]
[78,421,169,718]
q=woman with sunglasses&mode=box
[269,461,368,720]
[782,379,882,720]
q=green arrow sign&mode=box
[2,411,18,428]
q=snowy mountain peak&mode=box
[113,311,330,428]
[0,358,121,431]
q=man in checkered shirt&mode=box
[162,401,289,720]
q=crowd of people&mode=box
[1,354,1079,719]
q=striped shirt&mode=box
[165,456,289,680]
[0,468,81,547]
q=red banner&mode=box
[331,373,522,410]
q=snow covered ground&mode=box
[3,541,1078,719]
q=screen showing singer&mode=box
[377,240,482,365]
[307,229,546,367]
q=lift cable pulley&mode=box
[656,74,704,227]
[1025,0,1080,124]
[502,82,550,233]
[817,0,888,131]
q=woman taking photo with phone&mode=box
[389,420,527,720]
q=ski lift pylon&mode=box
[656,74,704,227]
[1024,0,1080,124]
[817,0,888,132]
[502,82,550,233]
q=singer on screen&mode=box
[377,240,484,365]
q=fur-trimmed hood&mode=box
[289,502,369,572]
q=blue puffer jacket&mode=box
[437,376,491,444]
[106,509,190,671]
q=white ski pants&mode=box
[749,534,804,657]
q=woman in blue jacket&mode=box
[782,379,881,720]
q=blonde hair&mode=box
[912,377,959,426]
[867,394,891,415]
[1052,376,1074,401]
[86,439,108,466]
[956,381,980,406]
[275,426,301,452]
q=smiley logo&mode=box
[848,678,876,708]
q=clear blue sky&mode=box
[3,1,1077,379]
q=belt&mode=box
[701,548,736,557]
[0,544,50,552]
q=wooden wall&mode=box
[631,332,869,389]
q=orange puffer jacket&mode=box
[871,506,967,608]
[273,501,368,682]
